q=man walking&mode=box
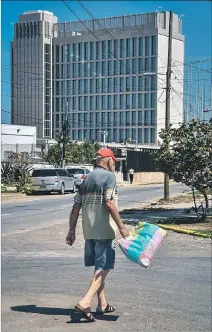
[66,148,130,322]
[128,168,135,184]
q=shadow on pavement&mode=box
[10,304,119,324]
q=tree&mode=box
[42,139,100,166]
[1,152,32,192]
[154,120,212,215]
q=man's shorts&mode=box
[84,239,115,270]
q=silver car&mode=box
[31,168,76,195]
[66,167,90,188]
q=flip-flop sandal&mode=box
[75,304,96,322]
[96,303,116,315]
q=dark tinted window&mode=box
[86,169,90,174]
[32,169,56,177]
[67,168,84,175]
[57,169,69,177]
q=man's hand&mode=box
[66,230,76,246]
[67,202,81,246]
[119,227,130,238]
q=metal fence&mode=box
[111,147,158,173]
[126,150,158,172]
[1,143,41,161]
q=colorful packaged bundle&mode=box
[118,222,167,268]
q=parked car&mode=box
[66,167,90,188]
[31,168,76,195]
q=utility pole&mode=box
[203,64,206,122]
[197,62,200,120]
[60,102,69,168]
[164,10,173,200]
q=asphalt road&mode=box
[1,183,188,235]
[1,217,211,332]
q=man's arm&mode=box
[66,190,82,246]
[69,202,81,231]
[104,174,130,238]
[106,200,129,238]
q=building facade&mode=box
[11,11,184,144]
[1,124,36,160]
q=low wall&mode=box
[131,172,164,185]
[115,171,164,185]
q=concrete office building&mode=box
[11,10,184,144]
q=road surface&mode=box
[1,213,211,332]
[1,183,188,235]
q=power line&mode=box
[1,85,166,101]
[77,0,149,65]
[4,72,209,103]
[171,62,189,122]
[2,78,166,94]
[6,3,206,133]
[174,59,212,74]
[1,108,183,127]
[3,57,212,71]
[171,98,182,118]
[171,86,208,122]
[2,65,167,77]
[61,0,161,82]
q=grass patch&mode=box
[158,224,212,238]
[193,229,212,237]
[158,195,197,205]
[158,222,212,238]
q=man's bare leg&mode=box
[96,280,107,311]
[78,269,109,309]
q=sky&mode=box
[1,0,212,124]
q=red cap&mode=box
[96,148,118,162]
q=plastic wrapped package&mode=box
[118,221,167,268]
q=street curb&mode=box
[117,181,165,188]
[1,193,75,203]
[157,224,212,239]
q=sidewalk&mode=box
[117,179,175,188]
[117,181,163,187]
[120,200,212,238]
[1,182,165,202]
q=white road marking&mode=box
[61,204,70,207]
[2,214,11,216]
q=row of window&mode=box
[44,44,51,126]
[54,93,156,111]
[15,21,51,39]
[54,110,156,128]
[44,128,51,137]
[53,127,156,144]
[54,57,156,79]
[54,36,156,63]
[54,75,156,95]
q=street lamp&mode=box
[100,130,108,147]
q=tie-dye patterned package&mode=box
[119,222,167,268]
